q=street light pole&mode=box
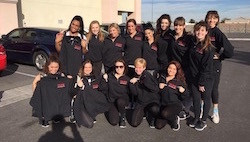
[151,0,153,22]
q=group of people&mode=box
[30,10,234,132]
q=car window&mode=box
[38,31,56,42]
[8,29,25,38]
[23,30,38,40]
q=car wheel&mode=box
[33,51,48,71]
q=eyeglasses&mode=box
[115,66,124,69]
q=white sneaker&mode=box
[211,113,220,124]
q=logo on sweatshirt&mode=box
[57,83,65,88]
[120,80,128,85]
[196,47,203,54]
[151,45,158,51]
[74,45,81,50]
[135,36,142,41]
[115,42,123,48]
[178,40,186,47]
[210,36,216,41]
[92,83,99,89]
[168,82,177,89]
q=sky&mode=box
[141,0,250,23]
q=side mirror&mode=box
[1,35,7,39]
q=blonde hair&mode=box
[87,20,104,42]
[108,23,121,35]
[134,58,147,68]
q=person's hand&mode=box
[199,86,205,92]
[67,75,73,79]
[177,86,185,93]
[77,78,84,88]
[159,83,166,89]
[130,77,138,84]
[55,31,64,43]
[81,39,87,48]
[103,73,108,82]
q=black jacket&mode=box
[100,73,130,103]
[142,41,159,70]
[30,74,73,123]
[209,27,234,60]
[124,32,144,65]
[158,75,188,105]
[189,38,214,86]
[130,71,160,105]
[102,35,126,68]
[84,35,104,62]
[59,34,83,76]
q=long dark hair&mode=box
[114,58,127,75]
[194,21,213,51]
[167,60,186,87]
[155,14,171,41]
[43,53,61,74]
[67,15,84,36]
[205,10,220,25]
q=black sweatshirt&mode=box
[188,39,214,86]
[30,74,73,123]
[74,75,109,120]
[142,41,159,70]
[170,32,192,70]
[209,27,234,60]
[102,35,126,68]
[130,71,160,105]
[124,32,144,65]
[59,34,83,76]
[84,35,104,62]
[100,73,130,103]
[158,75,188,105]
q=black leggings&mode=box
[191,80,213,121]
[92,61,102,77]
[130,103,160,127]
[155,103,182,129]
[212,60,222,104]
[106,97,129,126]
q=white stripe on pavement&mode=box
[5,69,36,78]
[229,38,250,41]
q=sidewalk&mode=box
[0,85,32,107]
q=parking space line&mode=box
[229,38,250,41]
[5,69,36,78]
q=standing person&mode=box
[205,10,234,124]
[171,17,192,120]
[130,58,160,128]
[188,21,214,131]
[155,61,188,131]
[57,15,87,78]
[124,19,144,78]
[102,23,125,73]
[142,23,159,78]
[84,20,105,77]
[73,60,109,128]
[155,14,174,74]
[30,54,73,127]
[101,59,130,128]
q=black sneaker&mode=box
[119,116,126,128]
[69,116,76,123]
[189,119,199,128]
[172,116,180,131]
[41,120,49,128]
[179,111,190,120]
[149,118,155,129]
[195,121,207,131]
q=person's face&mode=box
[83,63,92,75]
[109,27,119,38]
[207,15,218,28]
[167,64,177,77]
[144,29,154,41]
[48,62,59,74]
[70,20,81,33]
[161,19,170,31]
[127,22,136,34]
[135,63,146,76]
[174,24,185,35]
[91,23,100,35]
[195,26,208,41]
[115,61,125,75]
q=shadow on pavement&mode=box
[38,122,84,142]
[0,91,3,102]
[228,50,250,66]
[0,62,19,77]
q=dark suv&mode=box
[0,27,59,70]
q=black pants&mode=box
[191,80,213,121]
[92,61,102,77]
[155,103,182,129]
[130,102,160,127]
[212,60,222,104]
[106,97,129,126]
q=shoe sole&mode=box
[119,126,126,128]
[150,126,155,129]
[195,124,207,131]
[41,125,49,128]
[173,116,180,131]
